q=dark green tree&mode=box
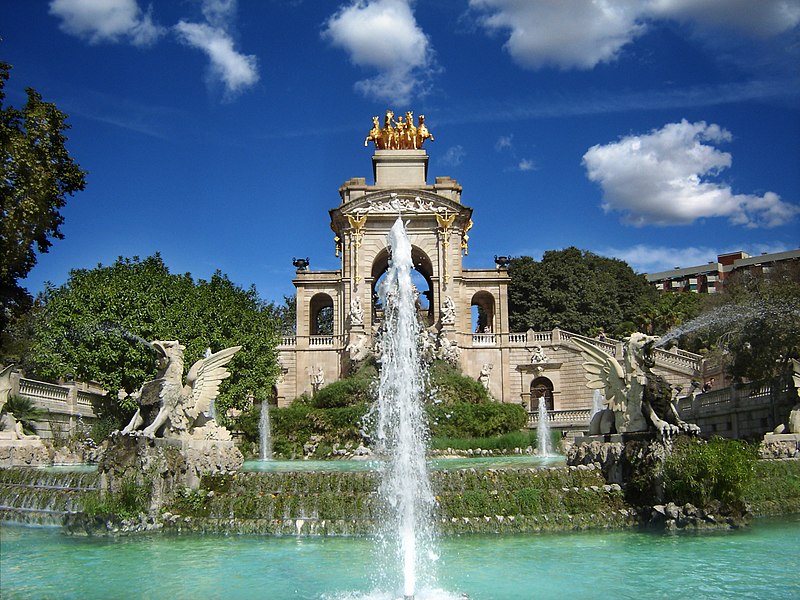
[508,247,656,336]
[636,292,703,337]
[682,262,800,383]
[0,63,87,334]
[26,254,281,422]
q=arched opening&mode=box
[530,377,554,412]
[371,246,434,326]
[309,293,334,335]
[471,291,496,333]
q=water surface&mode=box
[2,516,797,599]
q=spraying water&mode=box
[591,389,605,418]
[374,217,438,599]
[259,402,273,461]
[537,397,555,457]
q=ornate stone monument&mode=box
[573,334,700,439]
[101,341,243,506]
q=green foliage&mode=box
[636,292,702,337]
[680,263,799,383]
[0,63,87,335]
[430,430,538,451]
[663,437,756,510]
[83,476,150,519]
[24,254,280,420]
[312,361,377,408]
[428,401,527,438]
[0,395,47,435]
[508,248,656,336]
[428,360,491,404]
[745,459,800,516]
[268,397,369,458]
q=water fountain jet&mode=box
[373,216,438,599]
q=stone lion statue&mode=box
[121,341,240,440]
[574,333,700,439]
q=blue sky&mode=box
[3,0,799,305]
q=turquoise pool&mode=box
[2,516,798,599]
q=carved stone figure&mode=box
[312,367,325,391]
[441,296,456,326]
[786,358,800,433]
[350,296,364,326]
[437,334,460,365]
[530,345,548,364]
[479,363,493,391]
[574,333,700,439]
[120,341,241,440]
[347,333,371,363]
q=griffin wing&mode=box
[572,338,628,412]
[184,346,242,420]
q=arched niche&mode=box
[371,245,434,326]
[530,377,554,412]
[471,291,496,333]
[309,293,334,335]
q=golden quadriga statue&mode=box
[365,110,434,150]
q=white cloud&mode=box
[582,120,800,228]
[440,145,466,167]
[495,135,513,152]
[322,0,436,103]
[599,242,797,274]
[469,0,800,70]
[469,0,645,70]
[517,158,535,171]
[49,0,165,46]
[649,0,800,37]
[174,21,259,97]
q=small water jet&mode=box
[259,402,273,461]
[591,389,605,418]
[537,397,555,457]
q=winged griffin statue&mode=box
[573,333,700,439]
[121,341,241,440]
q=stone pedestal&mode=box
[568,432,672,504]
[99,433,243,512]
[0,436,51,467]
[759,433,800,459]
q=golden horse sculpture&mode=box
[365,110,434,150]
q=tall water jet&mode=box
[374,216,437,599]
[537,396,555,457]
[259,402,273,461]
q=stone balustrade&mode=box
[676,381,795,439]
[6,372,104,439]
[527,408,592,429]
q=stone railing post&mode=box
[65,382,78,434]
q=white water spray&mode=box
[259,402,273,461]
[591,389,605,418]
[374,217,438,599]
[537,397,555,457]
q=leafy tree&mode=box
[508,248,656,336]
[682,262,800,383]
[25,254,281,421]
[636,292,702,337]
[0,63,87,334]
[1,395,47,435]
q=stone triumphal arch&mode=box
[276,112,704,435]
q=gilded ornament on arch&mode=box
[364,110,434,150]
